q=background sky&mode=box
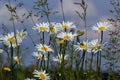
[0,0,114,67]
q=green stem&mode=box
[60,0,65,21]
[81,50,86,71]
[99,31,103,75]
[61,40,67,79]
[10,43,14,80]
[89,52,94,73]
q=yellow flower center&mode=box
[17,33,24,39]
[57,40,64,44]
[40,73,45,79]
[80,43,87,49]
[15,58,20,64]
[96,44,103,50]
[7,37,16,44]
[50,27,56,33]
[64,35,71,40]
[41,46,48,51]
[7,37,14,42]
[98,26,106,31]
[62,25,70,29]
[37,55,43,59]
[58,57,62,62]
[39,26,48,31]
[3,67,11,71]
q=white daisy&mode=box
[53,54,68,64]
[92,21,112,32]
[0,30,27,48]
[74,41,89,52]
[16,30,27,42]
[60,21,76,30]
[0,32,18,48]
[33,70,50,80]
[33,52,43,59]
[57,32,77,41]
[33,22,49,32]
[57,39,64,44]
[13,56,21,64]
[88,39,104,53]
[49,22,62,34]
[36,44,54,53]
[24,78,36,80]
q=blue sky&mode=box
[0,0,113,66]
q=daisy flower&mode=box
[74,41,89,52]
[33,52,43,60]
[88,39,104,53]
[24,78,36,80]
[49,22,62,34]
[16,30,27,42]
[33,22,49,32]
[53,54,68,64]
[57,39,64,44]
[33,70,50,80]
[0,32,18,48]
[60,21,76,30]
[57,32,77,41]
[3,67,11,71]
[92,21,112,32]
[0,30,27,48]
[13,56,21,64]
[36,44,54,53]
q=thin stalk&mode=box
[89,52,94,73]
[40,55,44,69]
[99,31,103,74]
[70,41,74,69]
[60,0,65,21]
[42,32,45,44]
[96,51,99,76]
[10,43,14,80]
[61,40,67,79]
[0,65,3,80]
[81,50,86,71]
[46,53,50,71]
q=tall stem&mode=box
[10,43,14,80]
[99,31,103,73]
[60,0,65,21]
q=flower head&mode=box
[0,30,27,48]
[33,22,49,32]
[92,21,112,32]
[74,41,89,52]
[49,22,62,34]
[60,21,76,30]
[88,39,104,53]
[13,56,21,64]
[16,30,27,42]
[57,39,64,44]
[0,32,17,47]
[33,70,50,80]
[33,52,43,59]
[53,54,68,64]
[36,44,54,53]
[57,32,77,41]
[3,67,11,71]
